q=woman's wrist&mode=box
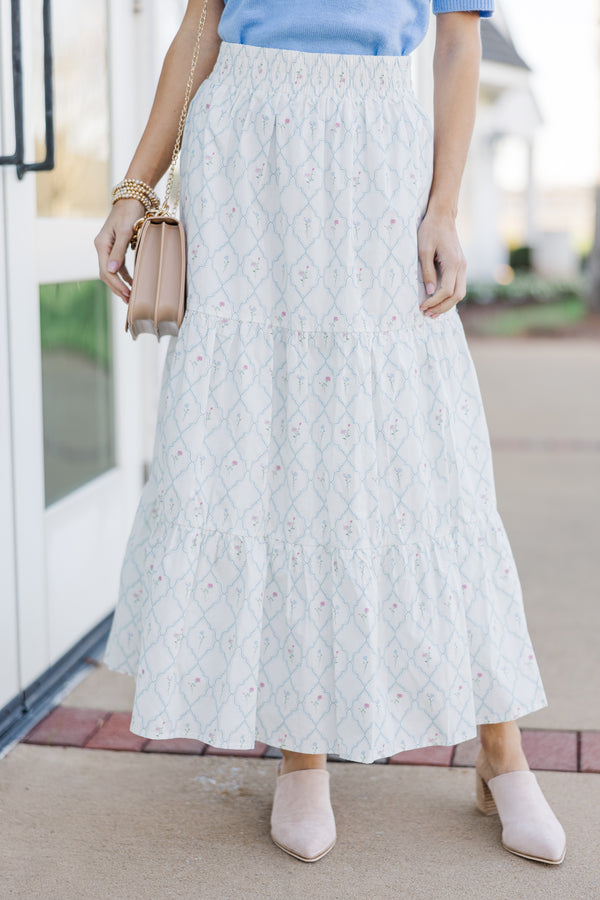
[112,196,146,214]
[112,177,161,213]
[424,198,458,221]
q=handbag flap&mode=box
[127,217,186,337]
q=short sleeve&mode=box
[432,0,494,16]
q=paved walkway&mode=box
[2,334,599,898]
[2,747,599,899]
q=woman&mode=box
[94,0,566,865]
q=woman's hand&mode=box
[94,198,146,304]
[417,208,467,318]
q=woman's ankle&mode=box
[279,750,328,774]
[478,721,529,776]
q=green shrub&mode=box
[464,272,585,306]
[39,280,112,370]
[509,245,532,271]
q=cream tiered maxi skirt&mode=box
[103,39,547,763]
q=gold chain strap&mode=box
[159,1,210,216]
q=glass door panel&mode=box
[40,279,116,506]
[33,0,110,217]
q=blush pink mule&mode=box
[476,760,566,864]
[270,764,337,862]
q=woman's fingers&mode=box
[424,257,456,309]
[427,255,467,317]
[417,212,467,318]
[115,265,132,303]
[417,223,438,298]
[94,198,145,302]
[107,225,135,281]
[418,253,438,298]
[453,261,468,306]
[94,226,130,300]
[95,232,131,301]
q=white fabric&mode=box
[103,40,547,763]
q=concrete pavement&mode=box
[1,747,598,899]
[468,338,600,731]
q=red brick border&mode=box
[580,731,600,773]
[19,706,599,772]
[20,706,110,748]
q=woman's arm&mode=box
[418,12,482,318]
[123,0,224,189]
[94,0,224,303]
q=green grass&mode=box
[39,280,112,370]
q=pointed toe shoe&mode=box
[270,766,337,862]
[476,766,566,864]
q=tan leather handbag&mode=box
[126,1,208,341]
[126,216,187,339]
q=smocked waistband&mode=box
[211,39,414,97]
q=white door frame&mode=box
[0,0,171,701]
[0,20,20,705]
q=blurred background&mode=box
[0,0,598,751]
[415,0,600,330]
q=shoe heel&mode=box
[476,770,498,816]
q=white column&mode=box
[524,138,538,248]
[464,133,505,282]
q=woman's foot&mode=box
[270,751,336,862]
[475,721,566,864]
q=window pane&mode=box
[34,0,110,217]
[40,280,116,506]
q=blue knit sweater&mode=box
[217,0,494,57]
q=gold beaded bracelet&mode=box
[112,178,161,214]
[112,177,160,205]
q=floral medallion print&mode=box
[103,41,547,764]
